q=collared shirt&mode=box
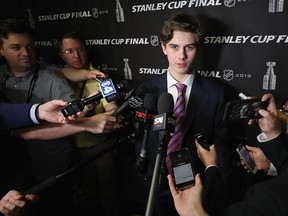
[167,70,195,112]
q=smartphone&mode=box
[236,143,257,174]
[223,98,268,121]
[194,132,210,151]
[170,148,195,190]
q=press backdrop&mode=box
[1,0,287,104]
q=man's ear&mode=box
[161,42,167,55]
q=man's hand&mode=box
[195,139,217,168]
[242,145,270,171]
[86,69,108,80]
[0,190,39,216]
[38,100,80,123]
[248,93,282,140]
[80,111,123,134]
[168,174,208,216]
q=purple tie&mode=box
[166,83,186,174]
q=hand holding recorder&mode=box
[194,139,217,168]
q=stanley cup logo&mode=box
[115,0,125,22]
[27,9,35,29]
[123,58,132,80]
[263,61,277,90]
[269,0,284,12]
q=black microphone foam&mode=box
[113,84,147,117]
[157,92,174,114]
[143,93,157,111]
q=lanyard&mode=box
[0,63,39,103]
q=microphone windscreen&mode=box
[157,92,174,114]
[117,80,130,91]
[135,85,147,98]
[143,93,157,111]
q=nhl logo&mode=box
[224,0,236,8]
[223,69,234,81]
[150,35,159,47]
[92,8,99,18]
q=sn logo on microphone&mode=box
[153,113,175,132]
[154,116,163,125]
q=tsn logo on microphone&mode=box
[153,113,175,132]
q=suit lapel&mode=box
[182,74,205,136]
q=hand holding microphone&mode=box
[61,79,129,117]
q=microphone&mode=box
[112,84,147,117]
[153,92,175,135]
[135,93,157,176]
[144,93,175,214]
[61,79,129,117]
[153,92,175,187]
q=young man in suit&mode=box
[168,93,288,216]
[134,12,238,215]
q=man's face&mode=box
[60,38,88,69]
[161,30,198,77]
[0,33,36,74]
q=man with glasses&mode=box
[58,31,121,216]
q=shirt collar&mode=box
[167,70,194,89]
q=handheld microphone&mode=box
[153,92,175,134]
[153,92,175,186]
[112,84,147,117]
[135,93,157,176]
[61,79,129,117]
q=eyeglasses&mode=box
[61,47,85,55]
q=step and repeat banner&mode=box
[1,0,287,105]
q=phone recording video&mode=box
[223,98,269,121]
[170,148,195,190]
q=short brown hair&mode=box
[58,31,85,51]
[160,12,202,46]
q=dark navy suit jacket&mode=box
[138,72,237,180]
[0,102,35,196]
[0,102,34,129]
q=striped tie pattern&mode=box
[166,83,186,174]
